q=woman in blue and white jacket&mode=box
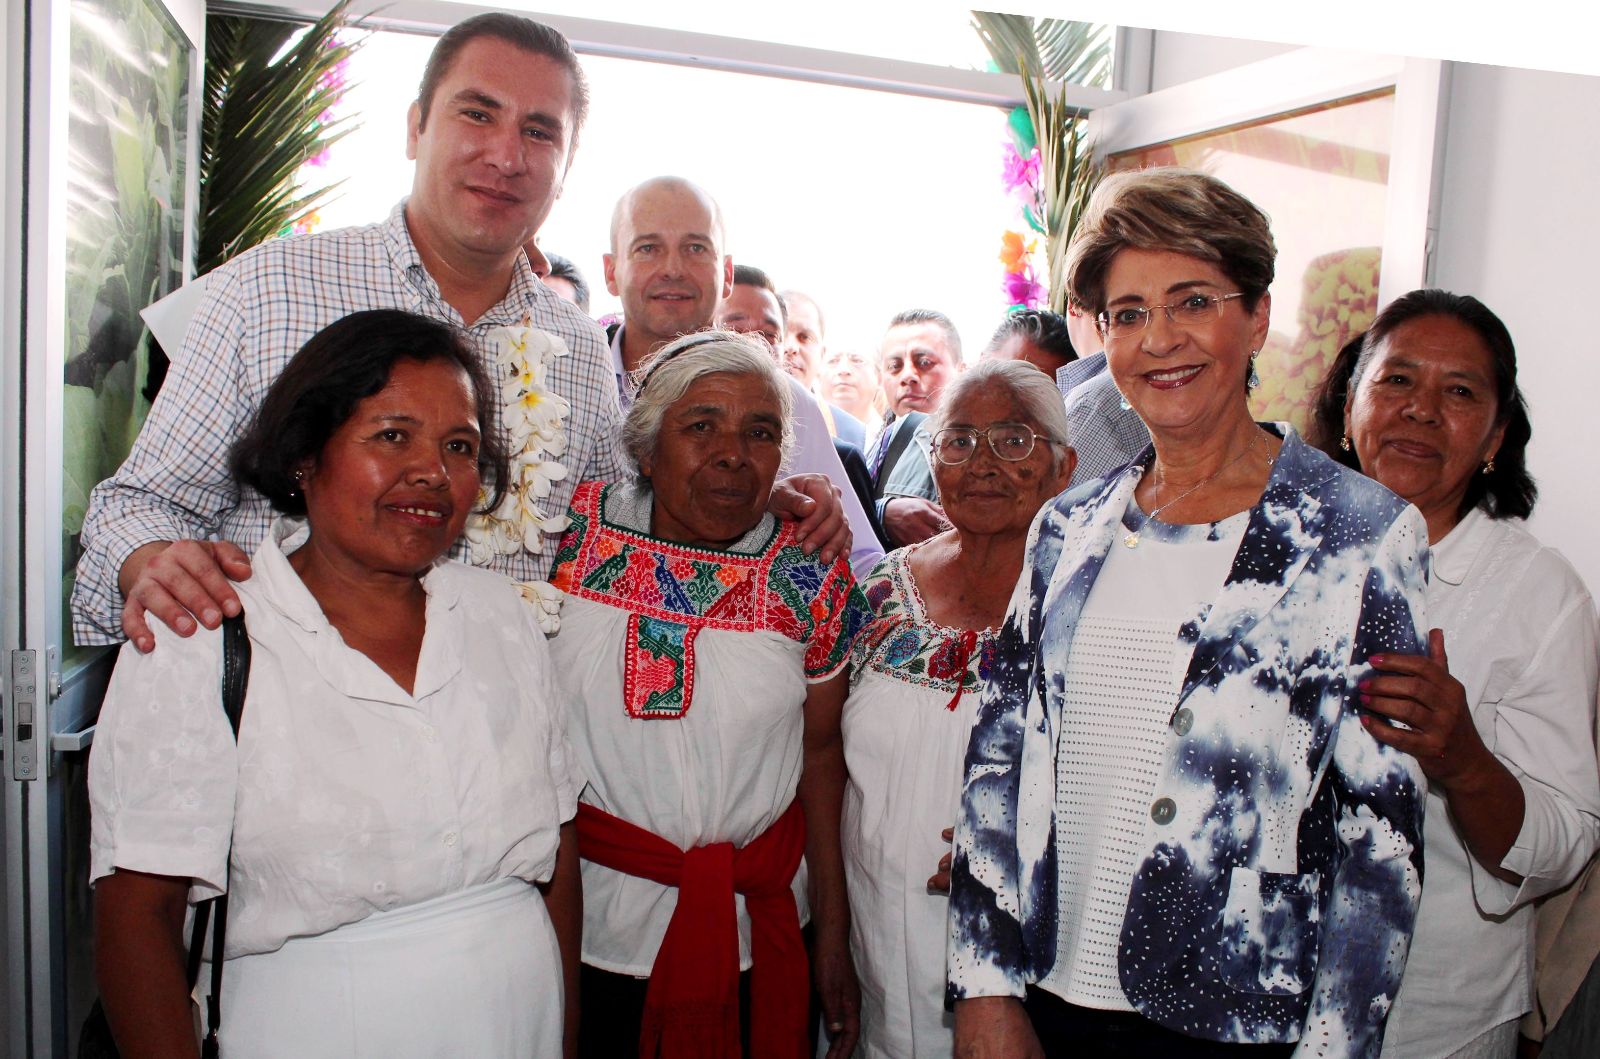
[948,168,1430,1059]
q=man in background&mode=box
[543,252,591,313]
[1054,299,1149,485]
[718,267,887,549]
[779,288,866,449]
[604,177,882,573]
[715,264,786,351]
[983,307,1077,378]
[870,309,963,547]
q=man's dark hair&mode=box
[733,264,776,292]
[545,253,591,313]
[733,265,784,325]
[887,308,962,362]
[985,309,1077,361]
[230,310,510,517]
[1345,288,1535,521]
[416,14,589,147]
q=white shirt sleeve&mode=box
[519,593,584,822]
[89,625,239,903]
[784,377,884,577]
[1473,582,1600,915]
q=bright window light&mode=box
[308,30,1019,361]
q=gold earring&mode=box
[1482,457,1496,475]
[1339,435,1351,452]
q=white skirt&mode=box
[203,878,562,1058]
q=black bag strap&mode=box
[181,612,250,1058]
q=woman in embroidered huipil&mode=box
[544,332,870,1059]
[948,168,1431,1059]
[842,359,1072,1058]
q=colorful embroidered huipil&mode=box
[546,479,871,987]
[550,481,865,719]
[842,547,998,1058]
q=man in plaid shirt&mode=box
[73,14,844,652]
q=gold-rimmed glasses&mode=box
[932,423,1061,466]
[1096,291,1246,340]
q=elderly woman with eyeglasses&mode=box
[542,331,871,1059]
[948,168,1431,1059]
[840,359,1073,1058]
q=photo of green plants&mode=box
[62,0,190,662]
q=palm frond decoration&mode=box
[198,1,363,274]
[973,11,1107,314]
[971,13,1112,87]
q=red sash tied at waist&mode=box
[574,800,809,1059]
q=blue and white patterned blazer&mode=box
[948,426,1430,1058]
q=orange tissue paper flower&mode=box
[999,230,1035,273]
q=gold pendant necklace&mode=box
[1125,434,1267,548]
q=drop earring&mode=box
[1339,435,1351,452]
[1247,350,1261,390]
[1118,391,1132,412]
[1482,457,1496,475]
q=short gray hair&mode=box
[930,359,1072,475]
[622,331,796,474]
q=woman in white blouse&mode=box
[90,310,582,1057]
[842,358,1072,1057]
[1331,289,1600,1059]
[544,332,869,1059]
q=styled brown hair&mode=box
[1065,167,1276,315]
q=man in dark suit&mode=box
[871,309,962,547]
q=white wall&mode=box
[1148,29,1296,91]
[1431,62,1600,591]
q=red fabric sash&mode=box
[574,801,809,1059]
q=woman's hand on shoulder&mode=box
[953,996,1045,1059]
[1359,628,1493,789]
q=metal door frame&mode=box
[3,0,204,1053]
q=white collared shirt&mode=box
[1382,507,1600,1056]
[89,518,582,958]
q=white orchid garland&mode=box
[466,318,572,633]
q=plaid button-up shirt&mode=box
[1055,351,1151,486]
[73,201,627,644]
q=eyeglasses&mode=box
[932,423,1061,466]
[1095,292,1245,339]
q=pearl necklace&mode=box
[1124,434,1271,549]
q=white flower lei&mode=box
[465,318,572,633]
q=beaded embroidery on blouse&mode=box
[550,480,870,719]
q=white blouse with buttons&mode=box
[89,518,582,959]
[1039,502,1249,1010]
